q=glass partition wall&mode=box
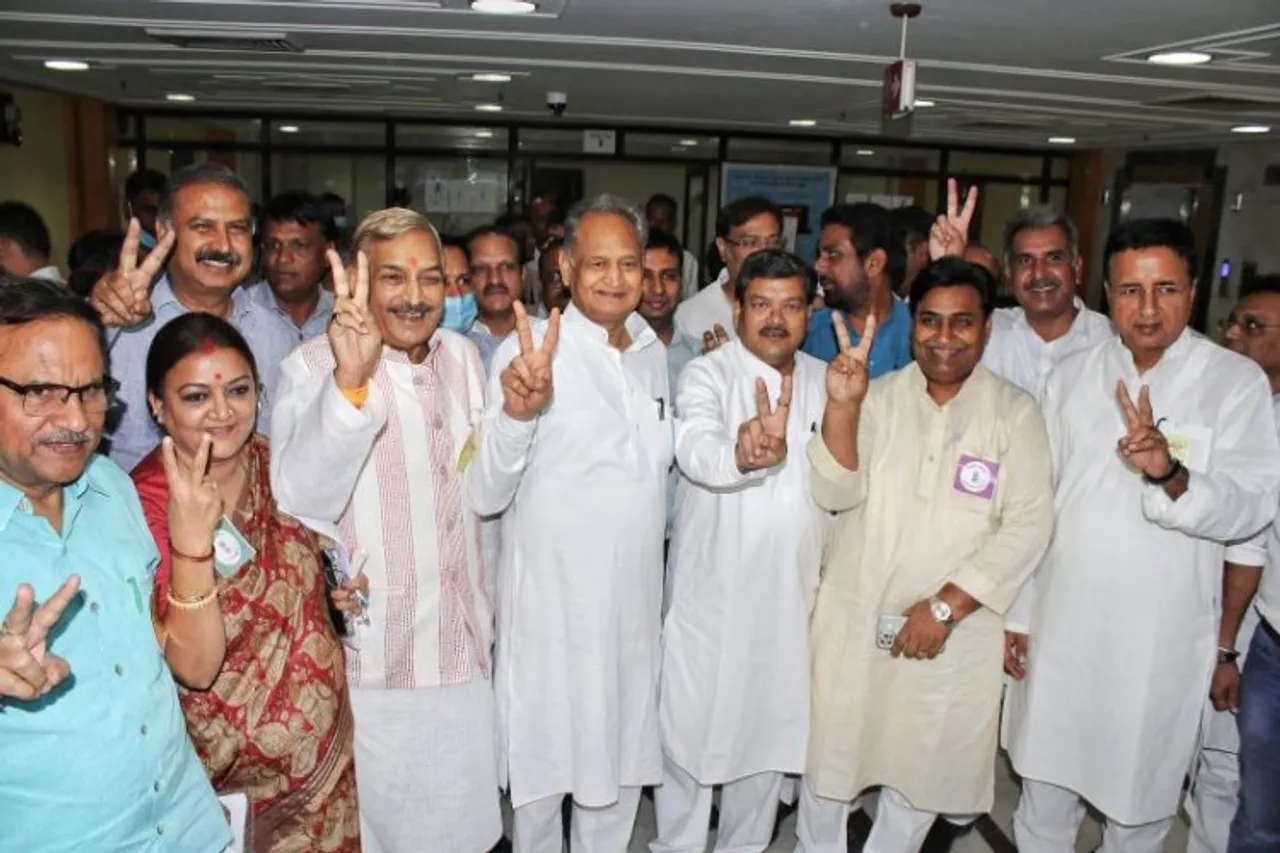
[117,110,1072,269]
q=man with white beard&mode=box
[1004,219,1280,853]
[468,195,672,853]
[654,249,828,853]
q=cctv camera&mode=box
[546,91,568,117]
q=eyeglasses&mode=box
[0,376,120,417]
[1220,314,1280,336]
[724,234,783,252]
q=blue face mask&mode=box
[441,293,478,333]
[139,229,158,250]
[333,216,349,231]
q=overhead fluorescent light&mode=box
[166,93,196,102]
[678,139,699,146]
[1048,136,1076,144]
[475,103,504,112]
[475,129,495,138]
[1231,124,1271,134]
[1147,51,1212,66]
[914,99,936,108]
[789,119,816,127]
[279,125,300,133]
[855,149,875,156]
[44,60,89,71]
[469,73,512,83]
[470,0,537,13]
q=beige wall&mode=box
[0,83,71,274]
[1207,142,1280,331]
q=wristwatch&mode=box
[1217,647,1241,666]
[929,597,955,626]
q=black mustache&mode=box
[483,284,511,295]
[195,248,242,265]
[1029,277,1059,289]
[389,304,433,314]
[760,326,788,336]
[39,428,93,445]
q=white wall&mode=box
[1207,141,1280,331]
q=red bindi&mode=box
[213,372,223,382]
[409,256,418,267]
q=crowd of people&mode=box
[0,160,1277,853]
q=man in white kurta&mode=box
[798,256,1055,853]
[1005,219,1280,853]
[654,250,828,853]
[270,209,500,853]
[467,195,672,853]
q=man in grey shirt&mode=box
[90,163,296,471]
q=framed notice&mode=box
[720,163,838,263]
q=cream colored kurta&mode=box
[805,364,1054,815]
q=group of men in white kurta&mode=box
[220,168,1280,853]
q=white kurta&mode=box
[1005,330,1280,826]
[674,270,735,342]
[661,341,829,784]
[467,303,673,810]
[805,364,1055,815]
[981,299,1112,401]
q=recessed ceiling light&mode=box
[789,119,816,127]
[855,149,875,156]
[166,93,196,102]
[470,0,537,13]
[1147,51,1212,66]
[1048,136,1076,144]
[469,73,513,83]
[678,139,699,146]
[44,60,88,71]
[475,129,495,138]
[914,99,936,108]
[1232,124,1271,134]
[279,125,300,133]
[475,103,503,112]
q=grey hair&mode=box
[563,194,648,261]
[158,162,252,224]
[1002,205,1079,265]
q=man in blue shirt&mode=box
[802,203,913,378]
[253,190,338,344]
[0,277,230,852]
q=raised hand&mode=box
[500,301,560,421]
[162,435,224,557]
[735,375,793,473]
[825,311,876,406]
[327,250,383,391]
[0,575,82,701]
[89,217,174,327]
[929,178,979,261]
[1115,381,1175,479]
[701,324,730,355]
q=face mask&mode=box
[333,216,349,231]
[441,293,478,333]
[139,229,158,250]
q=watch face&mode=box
[930,600,952,622]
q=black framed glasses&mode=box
[0,376,120,417]
[724,234,783,252]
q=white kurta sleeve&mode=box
[1141,372,1280,543]
[806,418,870,513]
[1224,529,1269,568]
[466,337,539,517]
[269,354,387,523]
[950,400,1055,615]
[674,358,769,489]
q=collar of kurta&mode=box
[729,338,785,382]
[562,302,658,352]
[0,458,110,532]
[903,360,992,410]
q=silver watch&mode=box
[929,597,954,625]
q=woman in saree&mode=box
[131,312,363,853]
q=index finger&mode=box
[2,584,36,638]
[1137,385,1155,426]
[776,374,794,414]
[856,311,878,357]
[119,218,141,279]
[753,377,773,419]
[1115,380,1140,430]
[958,184,979,230]
[353,251,370,306]
[25,576,82,647]
[160,436,181,485]
[192,434,213,480]
[326,249,350,299]
[831,311,855,354]
[946,178,959,219]
[134,229,175,284]
[513,301,535,354]
[540,306,561,356]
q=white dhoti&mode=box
[350,673,503,853]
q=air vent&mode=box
[144,29,304,54]
[1150,94,1279,113]
[953,120,1040,132]
[263,81,354,93]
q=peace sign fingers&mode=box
[855,311,878,362]
[753,377,774,420]
[541,306,561,357]
[22,575,82,651]
[832,311,855,355]
[119,218,142,280]
[513,301,536,356]
[946,178,979,233]
[1115,380,1144,432]
[352,251,370,307]
[1137,385,1156,426]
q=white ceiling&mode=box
[0,0,1278,148]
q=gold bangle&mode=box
[166,586,219,611]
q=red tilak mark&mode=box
[213,373,222,382]
[409,256,418,267]
[199,339,217,354]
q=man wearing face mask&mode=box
[803,203,913,378]
[255,190,337,343]
[90,163,297,472]
[271,208,500,853]
[124,168,168,255]
[466,225,524,373]
[440,235,479,339]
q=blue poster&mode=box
[720,163,838,264]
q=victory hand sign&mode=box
[929,178,979,261]
[1115,381,1176,479]
[328,250,383,392]
[162,434,224,558]
[501,302,560,421]
[89,218,175,327]
[736,375,793,473]
[0,576,82,701]
[826,311,876,406]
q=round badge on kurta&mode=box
[958,459,993,494]
[214,528,243,565]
